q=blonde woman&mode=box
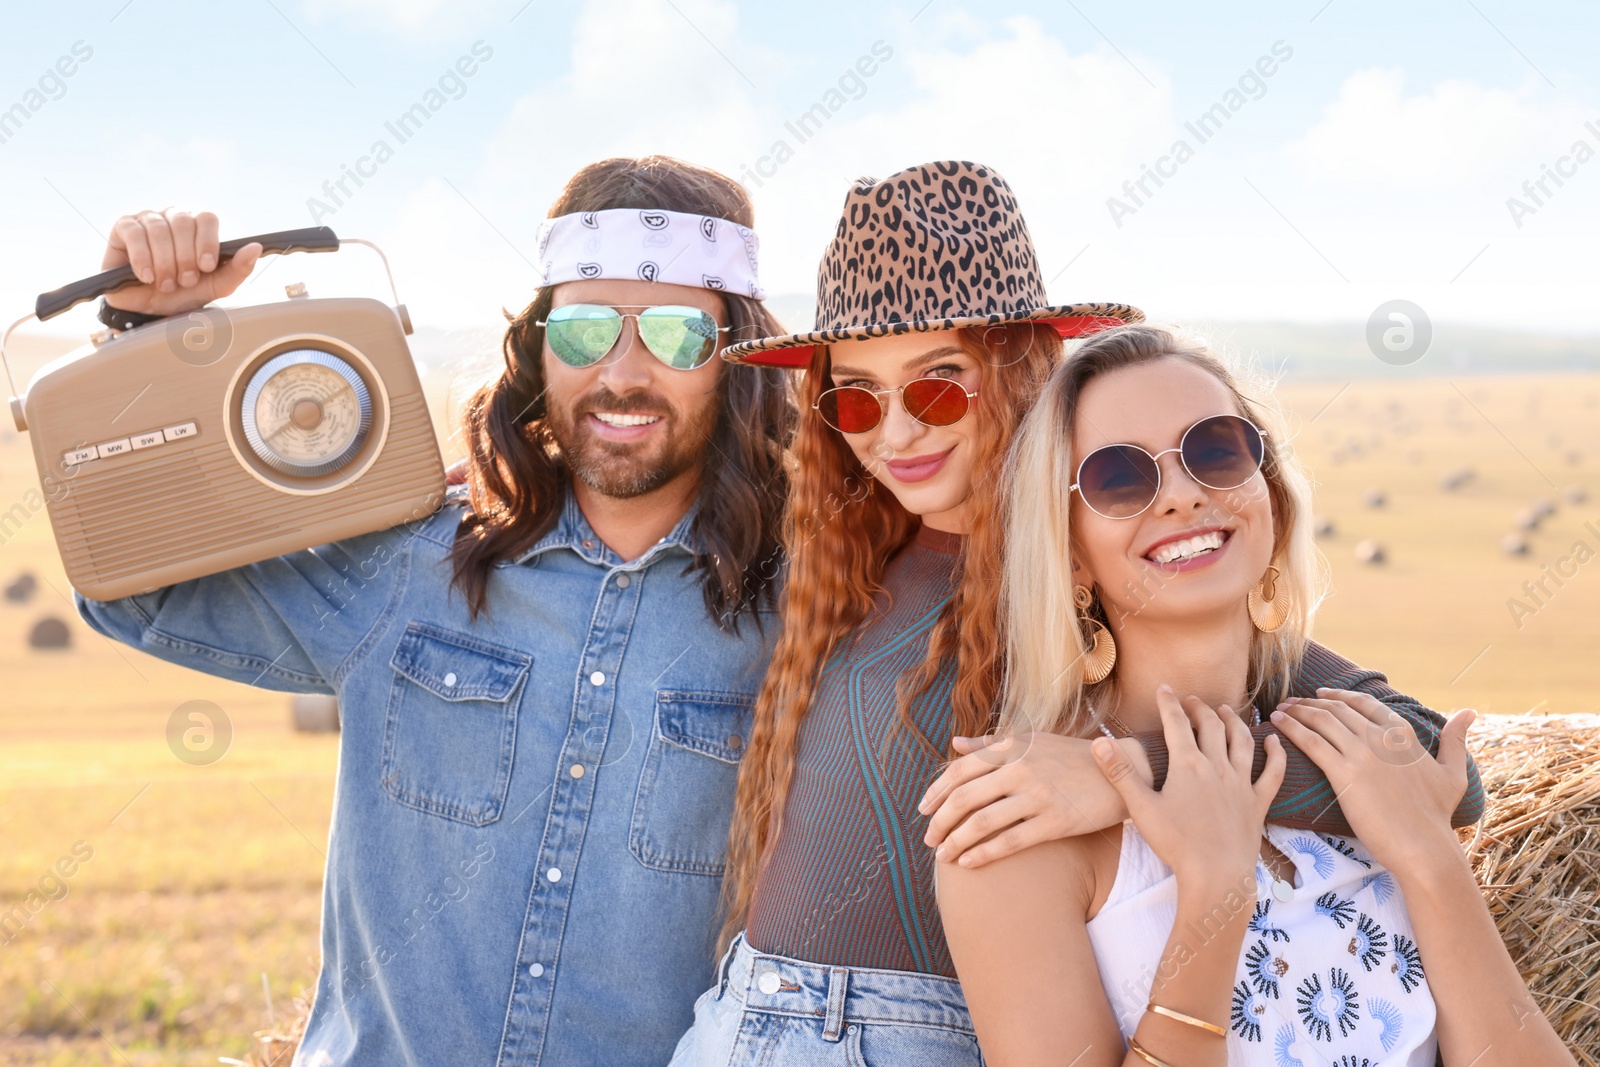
[938,324,1573,1067]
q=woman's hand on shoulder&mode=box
[1094,685,1284,897]
[1271,688,1474,871]
[102,209,261,317]
[920,731,1149,868]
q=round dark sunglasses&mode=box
[813,377,979,434]
[1070,414,1269,519]
[537,304,727,370]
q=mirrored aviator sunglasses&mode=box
[538,304,727,370]
[1070,414,1269,519]
[814,377,978,434]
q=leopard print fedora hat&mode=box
[723,159,1142,367]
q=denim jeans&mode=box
[669,932,984,1066]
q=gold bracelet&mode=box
[1147,1001,1226,1037]
[1126,1034,1180,1067]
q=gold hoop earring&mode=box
[1074,583,1117,684]
[1248,565,1291,632]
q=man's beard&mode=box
[545,385,719,499]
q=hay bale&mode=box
[3,572,36,603]
[1517,508,1545,532]
[1565,485,1588,506]
[1462,714,1600,1062]
[1439,466,1476,491]
[28,616,70,649]
[1363,488,1387,508]
[1502,534,1532,556]
[1532,497,1558,521]
[234,990,312,1067]
[1354,539,1386,564]
[1314,516,1336,540]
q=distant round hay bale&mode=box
[28,616,70,649]
[291,694,341,733]
[1463,714,1600,1061]
[1313,516,1336,539]
[1354,539,1385,564]
[3,572,37,604]
[1567,450,1584,466]
[1439,466,1476,491]
[1516,509,1544,532]
[1362,488,1387,509]
[1565,485,1588,505]
[1531,497,1557,520]
[1501,533,1531,556]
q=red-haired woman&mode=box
[667,160,1484,1065]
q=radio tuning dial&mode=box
[239,348,374,477]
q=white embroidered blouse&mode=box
[1085,820,1438,1066]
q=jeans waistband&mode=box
[716,931,974,1039]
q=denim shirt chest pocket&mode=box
[630,689,755,876]
[381,621,532,827]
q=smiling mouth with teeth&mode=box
[1146,529,1230,565]
[591,412,664,428]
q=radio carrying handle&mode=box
[34,226,341,322]
[4,227,408,432]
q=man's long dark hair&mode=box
[448,156,793,629]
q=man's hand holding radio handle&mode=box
[101,209,261,319]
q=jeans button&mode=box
[757,969,780,995]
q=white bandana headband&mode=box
[535,208,766,300]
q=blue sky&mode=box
[2,0,1597,341]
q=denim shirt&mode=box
[76,485,776,1066]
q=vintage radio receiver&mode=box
[3,227,446,601]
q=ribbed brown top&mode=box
[746,525,963,974]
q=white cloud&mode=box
[445,3,1171,305]
[1285,68,1591,191]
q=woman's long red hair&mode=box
[718,321,1061,954]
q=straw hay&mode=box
[1459,713,1600,1063]
[235,714,1600,1064]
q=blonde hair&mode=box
[998,323,1328,738]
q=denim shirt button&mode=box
[443,671,457,687]
[569,764,585,779]
[616,573,631,588]
[528,963,544,978]
[547,867,562,883]
[589,671,605,686]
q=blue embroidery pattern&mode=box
[1246,938,1289,999]
[1273,1022,1304,1067]
[1392,933,1426,993]
[1319,832,1373,869]
[1296,967,1361,1041]
[1368,996,1405,1052]
[1250,898,1291,943]
[1360,870,1396,906]
[1315,891,1357,929]
[1348,912,1389,972]
[1231,980,1268,1042]
[1285,834,1336,879]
